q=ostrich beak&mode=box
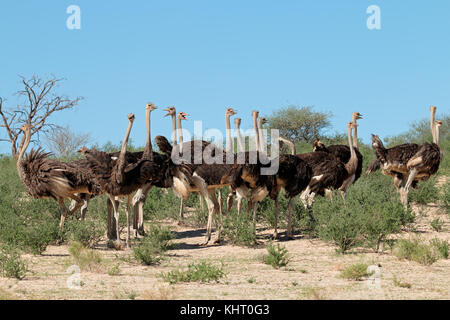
[163,107,171,117]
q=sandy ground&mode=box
[0,199,449,300]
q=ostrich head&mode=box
[145,102,157,112]
[178,112,188,121]
[435,120,443,127]
[430,106,437,114]
[234,117,241,127]
[371,134,384,149]
[163,106,176,117]
[352,112,363,121]
[225,107,237,117]
[251,110,259,118]
[313,138,326,152]
[259,117,268,125]
[128,113,135,122]
[77,146,89,154]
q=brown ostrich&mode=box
[152,110,233,245]
[234,117,245,153]
[370,106,441,206]
[401,118,442,204]
[79,104,159,247]
[295,136,348,208]
[16,124,101,229]
[313,112,363,198]
[222,110,312,239]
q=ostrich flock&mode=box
[15,105,443,248]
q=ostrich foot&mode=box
[270,232,279,240]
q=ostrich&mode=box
[370,106,441,206]
[296,138,348,208]
[152,110,232,245]
[79,104,159,247]
[313,112,364,197]
[159,107,208,220]
[222,110,312,239]
[234,117,245,153]
[16,124,101,229]
[400,117,442,205]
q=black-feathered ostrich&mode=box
[312,112,364,199]
[16,124,101,230]
[371,106,443,207]
[222,110,313,239]
[79,104,160,247]
[152,109,235,245]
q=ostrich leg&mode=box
[198,193,205,212]
[272,199,279,239]
[108,195,121,244]
[125,195,132,248]
[57,197,70,229]
[226,192,234,212]
[401,168,418,208]
[132,183,153,237]
[179,199,185,220]
[218,189,223,217]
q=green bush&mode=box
[430,238,449,259]
[0,245,28,280]
[264,241,290,269]
[440,183,450,215]
[340,263,373,281]
[430,218,444,232]
[222,211,257,246]
[393,239,442,265]
[64,218,106,248]
[409,176,440,205]
[145,225,176,250]
[313,173,414,253]
[133,226,175,265]
[162,260,225,284]
[68,241,103,272]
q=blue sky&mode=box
[0,0,449,153]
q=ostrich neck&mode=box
[177,117,183,153]
[345,126,357,174]
[279,137,296,155]
[435,125,440,146]
[258,119,266,154]
[117,117,134,179]
[171,114,177,146]
[352,119,359,149]
[235,123,244,152]
[16,129,31,181]
[142,109,153,161]
[430,108,436,143]
[252,115,260,152]
[225,114,232,153]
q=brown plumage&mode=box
[16,124,101,229]
[297,151,348,200]
[313,112,363,183]
[313,142,363,182]
[79,105,159,246]
[370,106,443,206]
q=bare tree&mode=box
[0,75,83,158]
[45,125,91,159]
